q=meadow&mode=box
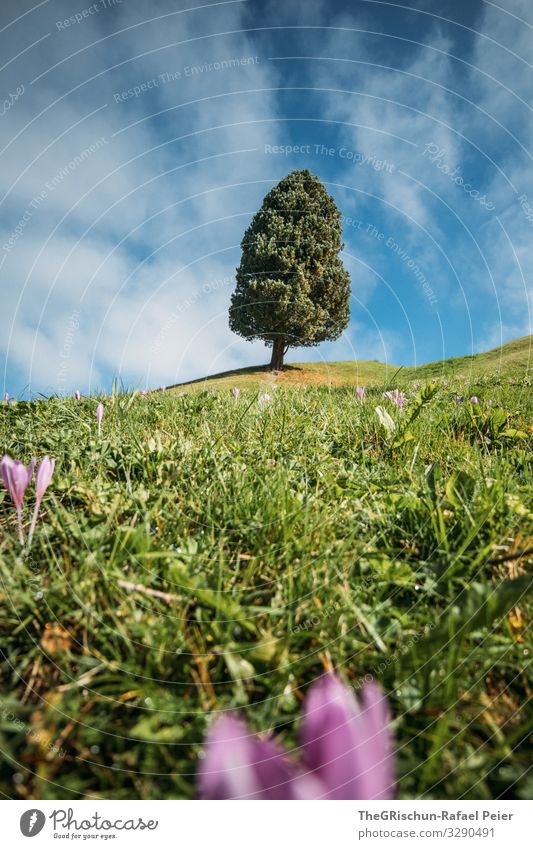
[0,336,532,800]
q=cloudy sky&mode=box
[1,0,531,395]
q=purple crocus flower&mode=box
[355,387,365,400]
[258,392,271,405]
[0,454,35,544]
[3,392,9,402]
[199,715,299,800]
[96,402,104,435]
[28,456,55,544]
[74,390,81,401]
[199,674,394,800]
[299,675,393,800]
[232,387,240,399]
[385,389,407,409]
[470,396,479,404]
[393,390,407,410]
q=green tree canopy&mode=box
[229,169,351,370]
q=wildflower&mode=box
[0,454,35,544]
[232,387,240,399]
[258,392,271,405]
[199,715,297,800]
[199,674,394,800]
[300,674,393,799]
[28,456,55,544]
[74,390,81,400]
[470,396,479,404]
[384,389,406,409]
[3,392,9,402]
[96,403,104,435]
[392,389,407,409]
[355,387,365,400]
[454,395,464,404]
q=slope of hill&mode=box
[169,334,532,392]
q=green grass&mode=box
[0,345,532,800]
[170,334,532,392]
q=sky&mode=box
[0,0,532,396]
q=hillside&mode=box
[1,362,531,801]
[169,335,532,393]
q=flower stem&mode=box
[16,506,25,546]
[28,498,41,546]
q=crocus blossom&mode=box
[355,387,365,400]
[199,674,394,800]
[199,715,299,800]
[384,389,407,409]
[3,392,9,402]
[0,454,35,544]
[28,456,55,544]
[300,675,393,799]
[232,387,240,399]
[470,396,479,404]
[96,403,104,435]
[258,392,271,405]
[74,390,81,400]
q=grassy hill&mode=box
[169,334,532,392]
[0,337,532,801]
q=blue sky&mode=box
[0,0,531,395]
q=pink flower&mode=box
[300,675,393,800]
[74,390,81,400]
[232,387,240,399]
[355,387,365,400]
[199,715,299,800]
[199,674,394,800]
[28,456,55,544]
[470,396,479,404]
[3,392,9,402]
[384,389,407,409]
[258,392,271,405]
[96,402,104,435]
[0,454,35,544]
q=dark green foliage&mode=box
[229,170,351,368]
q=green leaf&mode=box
[422,576,533,651]
[444,470,476,509]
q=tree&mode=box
[229,169,351,370]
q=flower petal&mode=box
[300,674,394,800]
[199,714,297,800]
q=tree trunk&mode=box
[269,338,285,371]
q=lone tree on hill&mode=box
[229,169,351,370]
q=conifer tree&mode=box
[229,169,351,370]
